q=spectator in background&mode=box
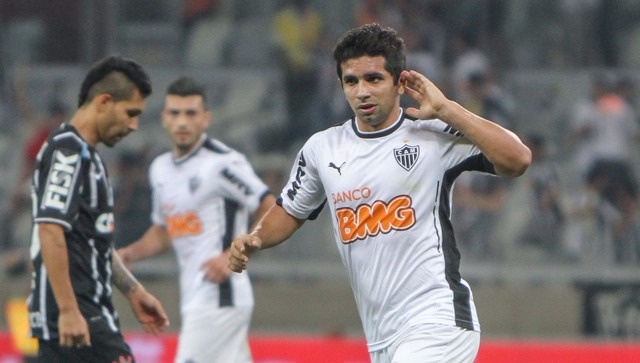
[404,33,443,90]
[0,1,83,63]
[461,71,514,129]
[272,0,324,145]
[616,75,639,119]
[449,30,490,103]
[453,172,508,259]
[355,0,404,30]
[568,72,640,263]
[518,134,566,256]
[452,71,515,259]
[181,0,233,66]
[1,66,68,275]
[112,148,153,249]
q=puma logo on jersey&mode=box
[43,151,79,211]
[335,195,416,243]
[328,162,345,175]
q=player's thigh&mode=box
[175,306,253,363]
[392,324,480,363]
[38,332,134,363]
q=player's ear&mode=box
[398,71,408,95]
[94,93,113,113]
[205,109,212,127]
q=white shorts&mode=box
[370,324,480,363]
[174,305,253,363]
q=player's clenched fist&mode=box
[229,234,262,272]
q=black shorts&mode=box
[37,331,134,363]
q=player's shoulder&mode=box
[202,138,234,154]
[48,125,85,149]
[43,124,91,159]
[408,117,465,139]
[150,150,173,167]
[307,118,351,143]
[202,138,251,164]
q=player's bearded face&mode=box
[101,91,144,147]
[162,95,211,157]
[340,55,404,132]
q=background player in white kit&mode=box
[118,77,275,363]
[229,23,531,363]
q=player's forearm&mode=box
[251,204,304,249]
[39,223,80,313]
[249,194,277,230]
[438,100,531,177]
[118,225,171,263]
[111,252,142,297]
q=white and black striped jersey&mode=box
[28,124,120,340]
[149,135,270,316]
[279,110,494,352]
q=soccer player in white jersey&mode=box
[118,77,275,363]
[229,23,531,363]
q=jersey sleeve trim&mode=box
[276,196,326,221]
[34,217,73,231]
[259,190,272,203]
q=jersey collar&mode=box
[173,133,207,165]
[351,108,405,139]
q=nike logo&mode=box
[328,162,345,175]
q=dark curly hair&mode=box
[333,23,406,85]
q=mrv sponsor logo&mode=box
[287,152,307,201]
[43,151,79,211]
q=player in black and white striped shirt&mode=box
[28,55,169,362]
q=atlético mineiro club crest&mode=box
[394,144,420,171]
[189,176,201,194]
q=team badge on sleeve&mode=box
[394,145,420,171]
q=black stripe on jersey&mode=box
[439,153,495,330]
[307,199,326,220]
[220,199,239,307]
[203,138,231,154]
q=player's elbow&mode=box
[498,146,532,177]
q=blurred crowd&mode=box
[1,0,640,277]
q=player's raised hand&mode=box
[402,70,449,121]
[228,234,262,272]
